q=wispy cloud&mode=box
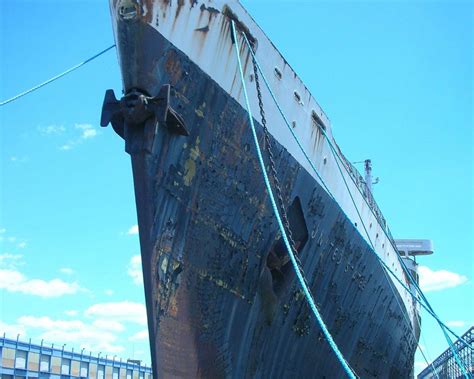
[10,156,29,163]
[60,123,99,151]
[414,361,429,374]
[0,320,26,338]
[85,301,147,326]
[76,124,98,139]
[18,316,125,353]
[418,265,468,292]
[129,329,148,341]
[0,268,82,297]
[104,289,114,296]
[127,225,139,235]
[92,319,125,333]
[60,267,74,275]
[1,301,149,357]
[127,255,143,285]
[446,320,469,328]
[0,253,23,269]
[38,124,66,135]
[0,229,26,246]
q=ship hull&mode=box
[114,20,418,378]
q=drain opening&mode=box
[266,197,308,296]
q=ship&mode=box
[101,1,429,377]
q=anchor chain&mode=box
[251,52,310,287]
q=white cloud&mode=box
[104,289,114,296]
[129,329,148,341]
[10,156,28,163]
[8,236,16,243]
[59,124,99,151]
[60,267,74,275]
[65,310,79,317]
[18,316,125,354]
[82,128,97,139]
[0,253,23,269]
[75,124,98,140]
[60,144,72,151]
[418,265,468,292]
[17,241,27,249]
[38,124,65,135]
[85,301,147,326]
[446,320,468,328]
[0,268,81,297]
[75,123,93,130]
[0,228,6,234]
[19,316,84,330]
[0,320,26,339]
[414,361,428,374]
[93,319,125,332]
[128,255,143,285]
[127,225,139,235]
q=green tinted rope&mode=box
[0,45,116,107]
[239,30,470,377]
[231,20,357,379]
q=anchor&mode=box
[100,84,188,138]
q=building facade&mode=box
[0,336,152,379]
[418,327,473,379]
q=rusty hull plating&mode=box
[103,1,419,378]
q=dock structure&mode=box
[418,326,473,378]
[0,336,152,379]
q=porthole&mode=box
[311,110,326,131]
[291,121,297,129]
[274,67,282,80]
[294,91,301,104]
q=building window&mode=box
[28,352,40,371]
[71,360,81,376]
[2,348,15,368]
[120,368,127,379]
[126,369,132,379]
[106,364,113,379]
[15,349,27,369]
[61,358,71,375]
[80,361,89,377]
[89,363,97,379]
[98,365,105,379]
[40,354,50,372]
[132,370,139,379]
[51,356,61,374]
[113,367,120,379]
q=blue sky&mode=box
[0,0,472,375]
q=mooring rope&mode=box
[231,20,358,379]
[0,45,116,107]
[237,29,471,377]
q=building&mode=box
[0,336,152,379]
[418,326,473,379]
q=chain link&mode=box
[250,52,311,289]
